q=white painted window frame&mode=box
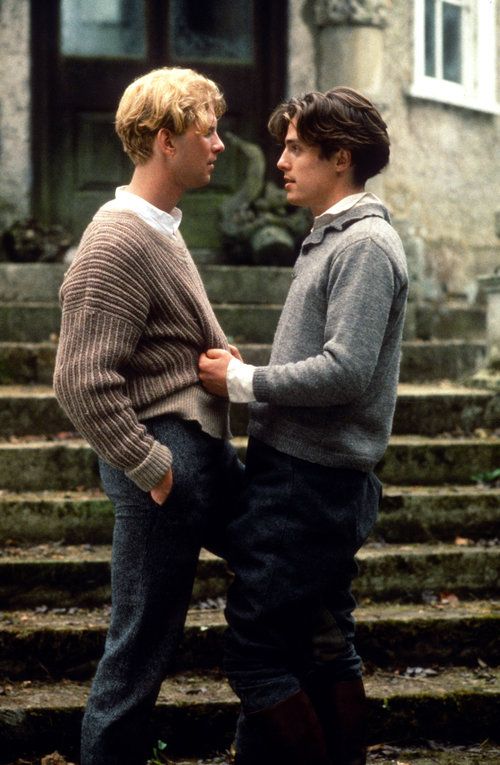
[410,0,500,114]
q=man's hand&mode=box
[199,348,232,397]
[150,468,173,505]
[228,344,243,362]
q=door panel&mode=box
[31,0,287,248]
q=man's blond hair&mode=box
[115,67,226,165]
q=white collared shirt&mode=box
[226,191,382,403]
[99,186,182,237]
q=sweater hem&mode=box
[247,422,378,473]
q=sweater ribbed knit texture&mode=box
[249,203,408,472]
[54,210,230,491]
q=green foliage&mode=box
[147,739,169,765]
[471,468,500,485]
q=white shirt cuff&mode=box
[227,357,257,403]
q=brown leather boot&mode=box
[309,677,367,765]
[240,689,332,765]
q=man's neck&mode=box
[127,164,181,214]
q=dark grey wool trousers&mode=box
[80,414,242,765]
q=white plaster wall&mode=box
[0,0,31,229]
[382,1,500,296]
[287,0,500,296]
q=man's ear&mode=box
[156,127,176,156]
[334,148,352,172]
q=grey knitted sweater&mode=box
[249,202,408,471]
[54,210,230,491]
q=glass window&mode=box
[60,0,146,58]
[425,0,436,77]
[442,2,462,83]
[423,0,463,83]
[169,0,253,63]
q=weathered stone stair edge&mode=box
[0,436,498,490]
[0,300,487,343]
[0,339,488,384]
[1,485,498,545]
[0,544,498,608]
[0,602,498,680]
[1,383,497,437]
[0,668,499,763]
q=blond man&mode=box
[54,68,242,765]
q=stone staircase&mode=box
[0,262,499,764]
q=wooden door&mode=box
[31,0,286,248]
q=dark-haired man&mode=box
[199,87,408,764]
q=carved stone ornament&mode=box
[314,0,390,28]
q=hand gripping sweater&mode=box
[249,202,408,472]
[54,210,230,491]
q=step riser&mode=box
[1,392,496,437]
[1,493,498,545]
[399,342,486,383]
[0,341,487,385]
[1,614,498,680]
[1,550,497,609]
[417,305,486,340]
[0,302,487,345]
[0,264,293,306]
[0,344,57,385]
[1,440,498,491]
[0,693,499,764]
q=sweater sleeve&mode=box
[252,241,397,407]
[53,237,172,491]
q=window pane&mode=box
[61,0,146,58]
[170,0,253,63]
[425,0,436,77]
[442,2,462,82]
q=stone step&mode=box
[0,339,487,386]
[0,435,498,492]
[235,435,500,486]
[400,340,486,383]
[229,383,497,438]
[416,302,486,341]
[0,547,227,610]
[0,342,57,385]
[1,485,498,546]
[0,543,497,609]
[0,668,499,762]
[0,263,293,306]
[8,750,500,765]
[0,301,285,344]
[376,485,500,543]
[1,383,496,438]
[0,601,498,680]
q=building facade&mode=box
[1,0,499,296]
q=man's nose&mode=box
[277,151,288,170]
[214,132,225,152]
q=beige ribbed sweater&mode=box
[54,210,230,491]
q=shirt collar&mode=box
[315,191,381,224]
[99,186,182,237]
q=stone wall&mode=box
[287,0,500,298]
[0,0,31,232]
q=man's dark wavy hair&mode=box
[268,87,390,185]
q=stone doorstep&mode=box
[0,340,488,386]
[0,544,499,609]
[0,668,499,762]
[0,602,499,680]
[0,436,498,491]
[1,485,499,546]
[0,383,497,438]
